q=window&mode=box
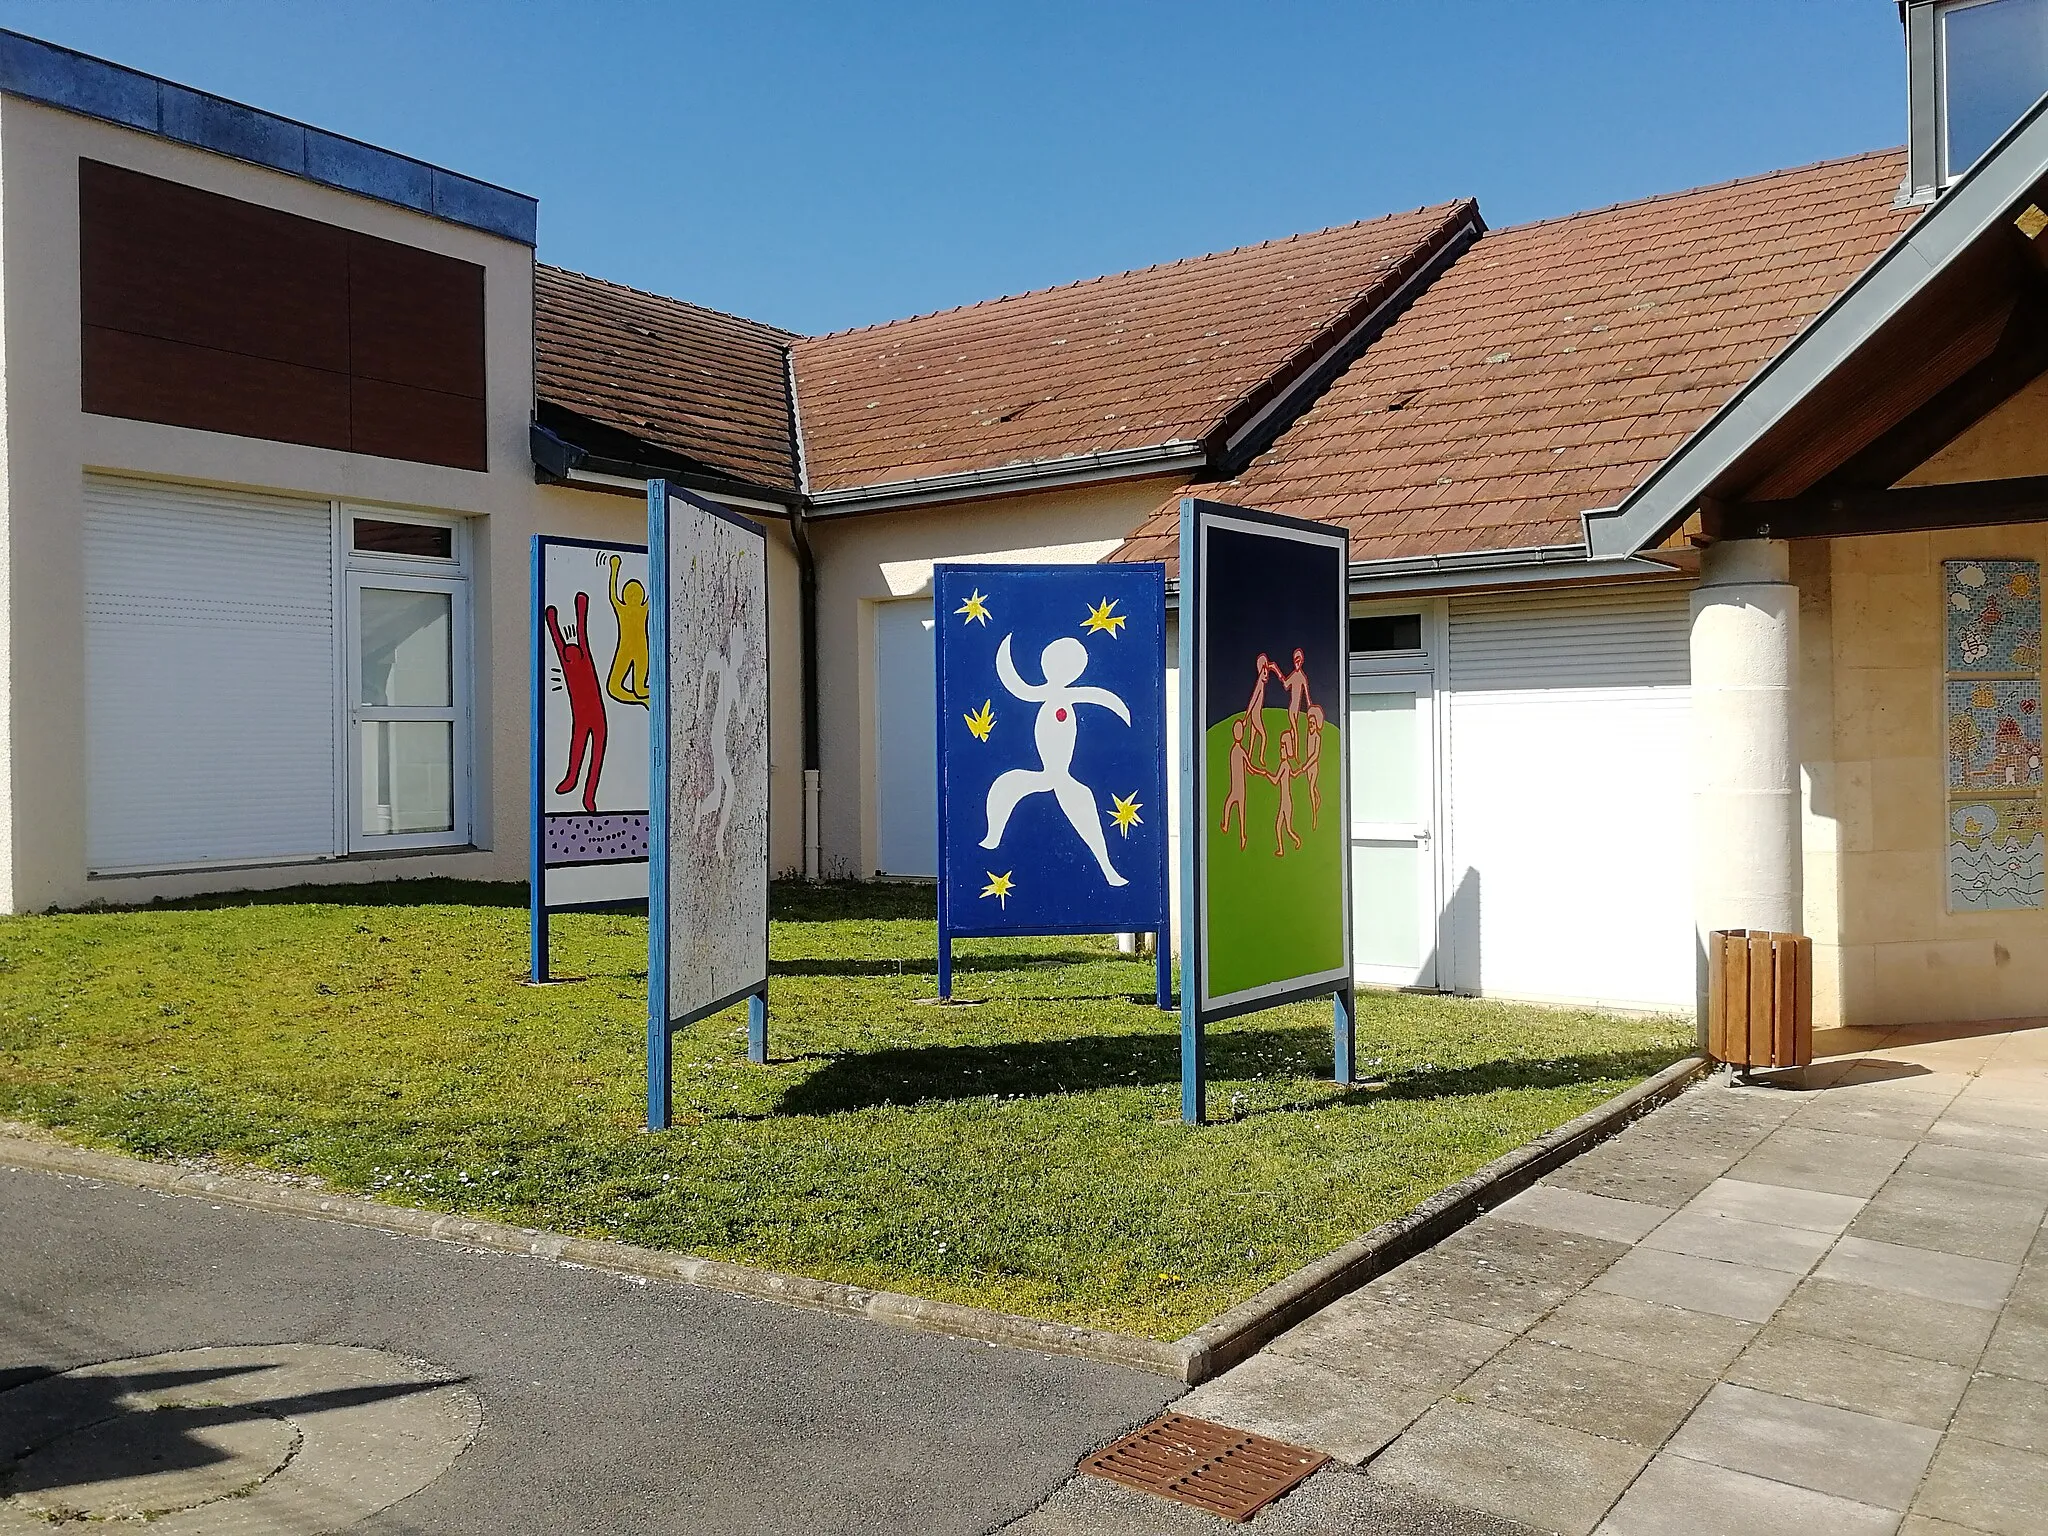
[1350,613,1424,654]
[345,512,471,852]
[83,476,472,874]
[1940,0,2048,177]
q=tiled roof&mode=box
[534,264,799,492]
[1115,150,1919,569]
[789,203,1480,497]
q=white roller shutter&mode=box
[86,476,339,872]
[1445,583,1693,1011]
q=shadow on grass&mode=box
[773,1024,1682,1116]
[83,877,932,920]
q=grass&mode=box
[0,880,1689,1339]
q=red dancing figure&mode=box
[546,591,608,812]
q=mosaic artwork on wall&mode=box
[1945,558,2044,911]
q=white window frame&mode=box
[341,506,473,854]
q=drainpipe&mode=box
[792,501,823,881]
[785,346,824,881]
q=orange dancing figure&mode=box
[1274,647,1314,747]
[1249,729,1305,857]
[1244,653,1277,766]
[1220,717,1257,850]
[1301,702,1326,827]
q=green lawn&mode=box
[0,881,1688,1339]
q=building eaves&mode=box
[0,28,536,244]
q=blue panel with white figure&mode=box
[934,563,1169,941]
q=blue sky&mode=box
[0,1,1904,335]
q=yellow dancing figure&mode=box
[605,553,651,707]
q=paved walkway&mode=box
[1011,1019,2048,1536]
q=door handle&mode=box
[1415,826,1433,842]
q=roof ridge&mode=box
[536,262,798,342]
[1489,146,1905,238]
[795,200,1478,345]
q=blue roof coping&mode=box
[0,28,536,246]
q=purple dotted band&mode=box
[544,813,649,865]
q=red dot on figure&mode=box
[1057,708,1068,721]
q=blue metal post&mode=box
[748,991,767,1064]
[1155,934,1172,1011]
[937,928,953,1002]
[529,537,549,984]
[646,482,672,1131]
[1333,984,1356,1085]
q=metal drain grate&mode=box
[1080,1412,1329,1523]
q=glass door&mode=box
[348,572,468,851]
[1349,672,1438,988]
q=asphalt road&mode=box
[0,1165,1177,1534]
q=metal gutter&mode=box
[784,346,824,880]
[1345,541,1686,597]
[803,442,1209,516]
[1583,90,2048,560]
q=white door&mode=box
[1349,672,1438,988]
[873,599,937,875]
[347,572,469,851]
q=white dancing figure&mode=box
[980,633,1131,886]
[694,621,745,858]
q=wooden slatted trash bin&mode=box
[1707,929,1813,1073]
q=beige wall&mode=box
[806,474,1185,877]
[0,97,802,910]
[1799,523,2048,1028]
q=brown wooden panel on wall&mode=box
[79,159,488,471]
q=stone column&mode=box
[1691,538,1802,1038]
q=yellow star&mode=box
[964,699,996,741]
[1109,792,1142,837]
[1082,597,1126,637]
[956,589,991,626]
[980,870,1015,908]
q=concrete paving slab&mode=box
[1637,1209,1835,1275]
[1492,1184,1670,1245]
[1362,1220,1628,1336]
[1941,1091,2048,1133]
[1772,1276,1999,1365]
[1676,1179,1866,1235]
[1367,1400,1650,1536]
[1001,1466,1549,1535]
[1725,1127,1916,1199]
[1980,1311,2048,1385]
[1847,1171,2048,1264]
[1723,1323,1970,1428]
[1595,1453,1901,1536]
[1664,1382,1939,1510]
[1792,1092,1949,1140]
[1909,1433,2048,1536]
[1542,1154,1732,1211]
[1902,1139,2048,1192]
[1527,1291,1757,1376]
[1815,1236,2019,1311]
[1264,1294,1513,1389]
[1591,1247,1802,1324]
[1897,1516,1998,1535]
[1922,1114,2048,1161]
[1177,1351,1437,1466]
[1950,1372,2048,1454]
[1457,1338,1715,1447]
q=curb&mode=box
[0,1055,1706,1386]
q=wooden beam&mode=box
[1727,477,2048,540]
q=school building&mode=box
[2,0,2046,1037]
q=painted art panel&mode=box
[655,485,769,1023]
[537,537,650,905]
[1945,678,2042,791]
[1948,797,2046,911]
[1945,558,2041,674]
[1192,505,1351,1017]
[933,563,1169,937]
